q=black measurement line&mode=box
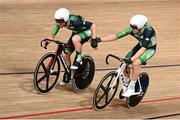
[146,113,180,119]
[0,64,180,76]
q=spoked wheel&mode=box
[93,71,119,110]
[126,72,149,108]
[34,52,60,94]
[119,89,125,99]
[72,55,95,93]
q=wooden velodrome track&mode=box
[0,0,180,119]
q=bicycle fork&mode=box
[47,55,58,75]
[119,63,130,92]
[109,63,127,92]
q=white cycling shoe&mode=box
[122,88,135,97]
[71,60,82,70]
[59,80,72,86]
[59,81,66,86]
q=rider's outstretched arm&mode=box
[101,34,117,42]
[51,23,60,39]
[52,34,55,39]
[101,26,132,42]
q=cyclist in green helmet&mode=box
[42,8,97,85]
[91,14,157,97]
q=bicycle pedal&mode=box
[131,92,141,96]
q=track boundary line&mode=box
[0,63,180,76]
[0,96,180,119]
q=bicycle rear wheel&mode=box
[34,52,60,94]
[93,71,119,110]
[126,72,149,108]
[72,55,95,93]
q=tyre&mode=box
[34,52,60,94]
[119,89,125,99]
[93,71,119,110]
[72,55,95,93]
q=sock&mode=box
[75,51,82,62]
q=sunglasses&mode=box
[55,19,65,23]
[130,24,138,30]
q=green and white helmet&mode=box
[130,14,148,29]
[54,8,70,22]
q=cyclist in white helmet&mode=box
[42,8,98,85]
[91,14,157,97]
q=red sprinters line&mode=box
[0,96,180,119]
[142,96,180,103]
[0,107,93,119]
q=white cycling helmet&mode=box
[130,14,148,29]
[54,8,70,22]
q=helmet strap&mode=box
[139,23,147,33]
[65,20,70,26]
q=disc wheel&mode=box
[126,72,149,108]
[72,55,95,93]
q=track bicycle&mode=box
[93,54,149,109]
[34,39,95,94]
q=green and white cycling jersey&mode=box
[52,14,93,53]
[116,24,157,64]
[52,14,93,37]
[116,24,157,49]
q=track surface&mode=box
[0,0,180,119]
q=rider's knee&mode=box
[132,59,141,69]
[72,35,80,44]
[64,52,71,59]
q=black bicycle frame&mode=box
[56,43,71,74]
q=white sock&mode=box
[75,51,82,62]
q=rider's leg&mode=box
[130,59,141,88]
[128,49,155,89]
[123,43,140,84]
[123,48,156,97]
[122,60,141,97]
[59,52,73,85]
[72,35,82,61]
[71,30,92,69]
[131,59,141,81]
[70,35,83,69]
[63,52,72,67]
[59,33,75,85]
[122,44,141,97]
[63,32,75,67]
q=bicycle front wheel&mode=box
[93,71,119,110]
[34,52,60,94]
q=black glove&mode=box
[40,38,50,49]
[123,58,133,65]
[91,37,101,48]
